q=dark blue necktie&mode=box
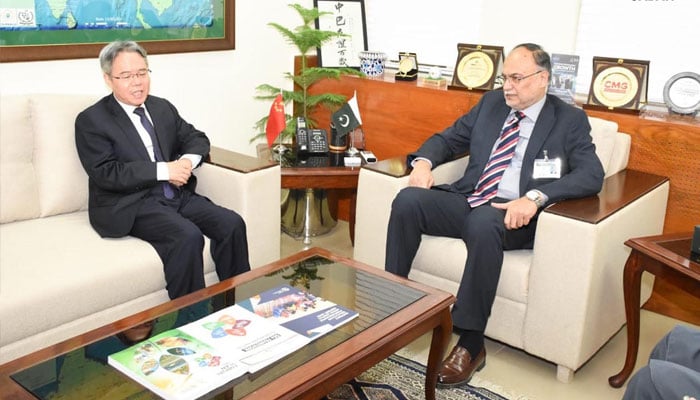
[134,107,176,199]
[467,111,525,207]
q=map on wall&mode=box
[0,0,215,30]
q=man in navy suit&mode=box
[385,43,605,387]
[75,41,250,300]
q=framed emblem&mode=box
[584,57,649,114]
[448,43,503,91]
[663,72,700,116]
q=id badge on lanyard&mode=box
[533,150,561,179]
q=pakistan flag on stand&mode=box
[331,91,363,138]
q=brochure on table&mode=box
[108,285,358,400]
[108,329,244,400]
[238,284,358,340]
[178,304,309,373]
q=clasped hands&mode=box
[166,158,193,187]
[409,160,537,230]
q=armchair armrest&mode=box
[523,169,669,371]
[195,146,281,268]
[205,146,278,174]
[360,153,470,183]
[353,154,470,268]
[544,169,668,224]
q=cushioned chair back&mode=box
[587,116,630,177]
[0,95,97,223]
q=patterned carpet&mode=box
[323,354,511,400]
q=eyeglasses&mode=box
[111,69,151,81]
[497,70,544,85]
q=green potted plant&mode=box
[252,3,363,145]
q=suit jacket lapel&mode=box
[520,97,555,192]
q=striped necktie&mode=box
[134,107,176,199]
[467,111,525,208]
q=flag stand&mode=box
[346,130,359,156]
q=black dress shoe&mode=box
[437,345,486,387]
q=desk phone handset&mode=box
[296,117,329,154]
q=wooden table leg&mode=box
[425,309,452,400]
[609,251,644,388]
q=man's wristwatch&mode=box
[525,190,546,208]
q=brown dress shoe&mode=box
[437,345,486,387]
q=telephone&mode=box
[296,117,329,154]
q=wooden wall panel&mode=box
[309,76,479,160]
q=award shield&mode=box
[448,44,503,91]
[663,72,700,116]
[456,51,493,88]
[584,57,649,114]
[592,66,639,108]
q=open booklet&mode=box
[108,285,358,400]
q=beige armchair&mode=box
[352,117,669,382]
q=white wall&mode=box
[366,0,581,74]
[478,0,582,56]
[12,0,690,156]
[0,0,314,156]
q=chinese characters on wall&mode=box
[316,0,367,68]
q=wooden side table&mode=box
[281,161,361,245]
[608,232,700,388]
[258,145,362,245]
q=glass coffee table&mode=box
[0,248,454,400]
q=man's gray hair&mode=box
[99,41,148,75]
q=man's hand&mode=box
[408,160,434,188]
[167,158,192,187]
[491,197,538,230]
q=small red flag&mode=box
[265,94,286,147]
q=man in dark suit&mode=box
[75,41,250,300]
[385,43,604,387]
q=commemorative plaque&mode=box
[584,57,649,114]
[663,72,700,116]
[449,43,503,91]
